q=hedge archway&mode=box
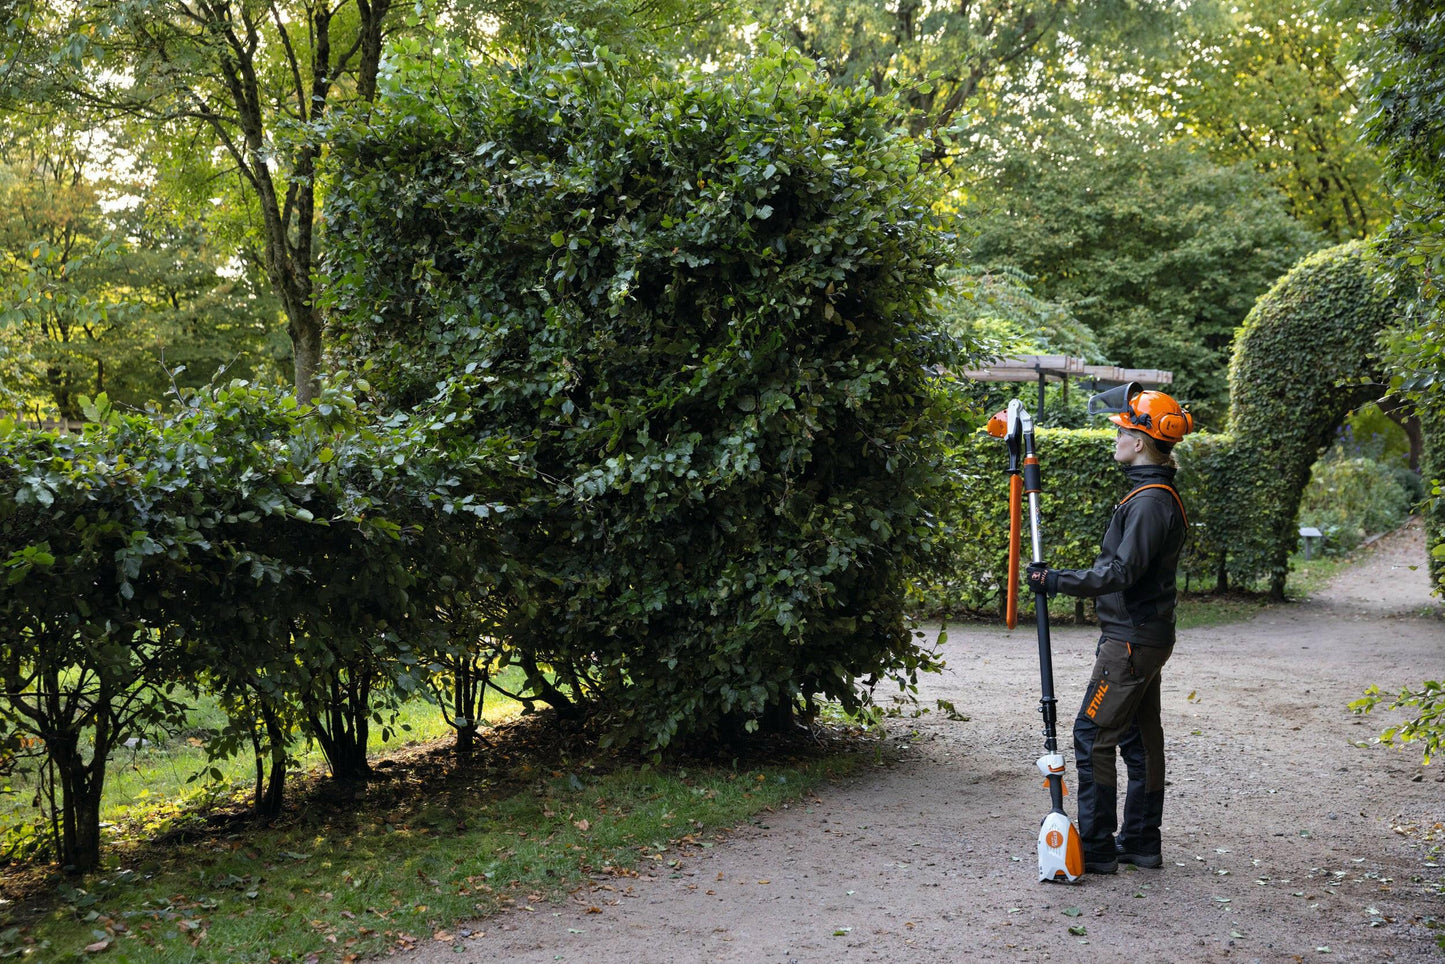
[1225,241,1430,597]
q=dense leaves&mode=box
[1138,0,1386,241]
[918,429,1124,618]
[1226,242,1407,596]
[0,380,523,868]
[324,39,963,749]
[965,121,1322,425]
[1363,0,1445,587]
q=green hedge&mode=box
[0,383,511,870]
[1422,404,1445,588]
[323,39,961,749]
[917,427,1234,617]
[1227,242,1405,596]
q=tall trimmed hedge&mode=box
[920,429,1120,616]
[1422,404,1445,588]
[1227,242,1406,597]
[323,41,961,747]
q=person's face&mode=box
[1114,428,1145,465]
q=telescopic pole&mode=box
[986,399,1083,882]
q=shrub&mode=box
[323,37,964,749]
[1298,453,1411,555]
[918,428,1120,616]
[0,381,516,865]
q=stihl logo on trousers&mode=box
[1086,682,1109,719]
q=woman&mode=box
[1026,388,1194,874]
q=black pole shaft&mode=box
[1024,429,1066,816]
[1036,587,1066,814]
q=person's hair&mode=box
[1120,427,1178,468]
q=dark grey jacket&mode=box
[1044,464,1188,647]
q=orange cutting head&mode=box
[985,409,1010,438]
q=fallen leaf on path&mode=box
[84,939,111,953]
[1062,907,1082,917]
[1068,925,1087,936]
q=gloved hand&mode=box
[1026,562,1052,595]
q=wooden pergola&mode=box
[961,355,1174,420]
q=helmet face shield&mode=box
[1087,382,1194,443]
[1086,381,1140,416]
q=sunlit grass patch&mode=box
[1,736,858,963]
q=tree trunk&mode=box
[258,703,288,818]
[1213,552,1229,595]
[289,303,323,406]
[307,668,372,783]
[452,660,484,758]
[50,731,105,874]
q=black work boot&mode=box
[1084,851,1118,874]
[1115,839,1163,869]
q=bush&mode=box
[917,428,1120,616]
[1173,430,1240,591]
[915,426,1238,615]
[0,381,515,867]
[323,37,964,749]
[1298,453,1411,555]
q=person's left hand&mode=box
[1026,562,1050,594]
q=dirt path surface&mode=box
[392,522,1445,964]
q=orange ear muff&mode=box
[1157,412,1192,443]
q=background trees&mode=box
[0,113,285,419]
[963,120,1321,424]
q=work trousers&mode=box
[1072,636,1172,859]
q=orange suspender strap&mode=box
[1118,483,1189,529]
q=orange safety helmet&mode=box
[1109,389,1194,444]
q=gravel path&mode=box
[389,520,1445,963]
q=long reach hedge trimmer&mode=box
[987,399,1084,883]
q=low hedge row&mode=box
[916,427,1241,620]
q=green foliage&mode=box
[934,264,1106,364]
[0,378,522,867]
[918,425,1240,615]
[1173,430,1240,590]
[1363,1,1445,588]
[916,428,1122,617]
[0,115,287,419]
[1365,0,1445,410]
[695,0,1197,144]
[1136,0,1386,241]
[324,38,964,749]
[966,120,1323,425]
[1421,405,1445,589]
[1226,242,1405,595]
[1339,401,1416,470]
[1352,681,1445,766]
[1299,453,1412,556]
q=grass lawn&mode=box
[1,712,862,963]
